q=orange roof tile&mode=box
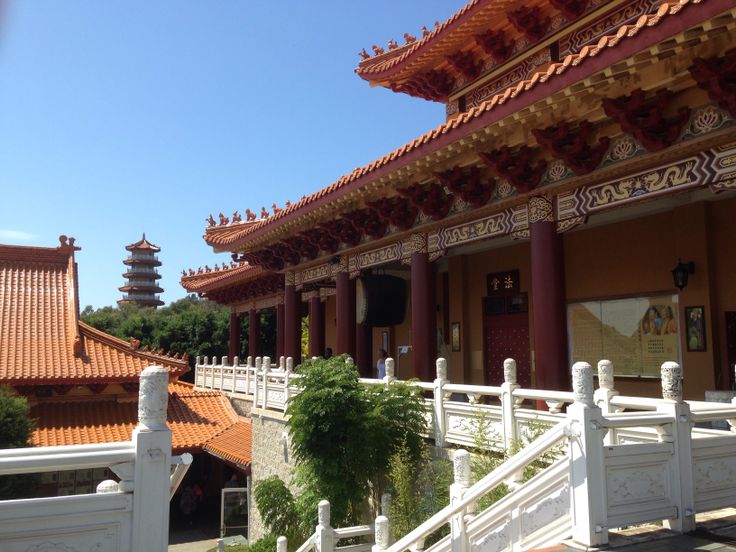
[30,382,242,454]
[125,233,160,252]
[203,0,720,252]
[355,0,511,82]
[180,262,262,293]
[0,238,188,385]
[203,421,252,469]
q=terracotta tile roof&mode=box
[30,382,243,454]
[203,421,252,469]
[203,0,719,252]
[355,0,509,82]
[0,239,188,385]
[125,233,160,252]
[180,262,262,293]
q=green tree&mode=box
[286,356,425,528]
[0,387,37,499]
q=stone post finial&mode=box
[661,361,683,402]
[247,355,253,367]
[96,479,119,494]
[453,449,471,486]
[374,516,389,551]
[286,357,294,372]
[255,357,262,370]
[221,355,229,367]
[138,365,169,430]
[263,356,271,371]
[385,358,395,380]
[318,499,331,527]
[572,362,594,407]
[597,360,614,390]
[204,356,209,365]
[503,358,517,385]
[233,356,239,367]
[280,356,286,370]
[196,355,201,367]
[277,536,288,552]
[436,358,447,381]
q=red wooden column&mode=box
[284,274,301,365]
[248,309,260,359]
[228,310,241,363]
[336,266,356,358]
[275,303,285,360]
[411,236,435,381]
[529,196,568,391]
[308,295,325,358]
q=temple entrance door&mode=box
[483,294,531,387]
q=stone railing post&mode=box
[203,356,210,388]
[280,356,286,370]
[373,515,390,552]
[283,357,293,413]
[195,356,202,386]
[433,358,448,447]
[253,357,262,406]
[567,362,607,548]
[384,358,396,385]
[131,366,172,552]
[656,361,695,533]
[232,356,239,392]
[594,360,618,445]
[315,500,334,552]
[220,355,228,391]
[262,356,271,410]
[244,356,253,396]
[450,450,471,552]
[277,536,287,552]
[501,358,520,452]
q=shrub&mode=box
[286,355,426,528]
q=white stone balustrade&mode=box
[253,355,736,552]
[0,365,191,552]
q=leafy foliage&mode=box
[0,387,37,499]
[206,534,277,552]
[81,295,277,368]
[286,355,426,528]
[387,442,452,541]
[253,477,303,543]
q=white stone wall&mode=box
[248,408,298,542]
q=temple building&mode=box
[182,0,736,400]
[0,237,251,496]
[119,233,164,308]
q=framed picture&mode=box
[451,322,461,352]
[685,306,706,352]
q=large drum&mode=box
[355,274,407,327]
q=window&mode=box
[567,294,680,377]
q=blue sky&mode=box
[0,1,467,309]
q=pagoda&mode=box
[119,233,164,307]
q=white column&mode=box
[262,356,271,409]
[433,358,448,447]
[315,500,334,552]
[373,515,390,552]
[657,362,695,533]
[131,366,172,552]
[567,362,608,548]
[501,358,520,452]
[594,360,618,445]
[450,450,471,552]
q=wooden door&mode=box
[483,297,531,387]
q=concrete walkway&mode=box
[169,538,215,552]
